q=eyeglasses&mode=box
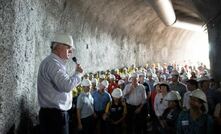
[160,98,163,104]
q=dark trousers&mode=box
[107,123,123,134]
[94,111,107,134]
[39,108,69,134]
[126,104,147,134]
[80,115,95,134]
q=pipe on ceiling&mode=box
[146,0,176,26]
[145,0,204,31]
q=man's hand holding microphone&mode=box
[72,57,83,74]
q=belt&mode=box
[40,107,67,113]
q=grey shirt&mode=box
[37,53,81,111]
[77,92,94,119]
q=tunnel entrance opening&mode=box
[182,32,210,68]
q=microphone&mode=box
[72,57,77,63]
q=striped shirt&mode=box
[123,83,147,106]
[37,53,81,111]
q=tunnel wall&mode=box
[0,0,208,133]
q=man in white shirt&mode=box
[123,73,147,134]
[183,79,198,110]
[37,33,83,134]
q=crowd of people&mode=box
[37,34,221,134]
[69,62,221,134]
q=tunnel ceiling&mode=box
[76,0,205,45]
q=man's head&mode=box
[130,73,139,85]
[51,34,74,60]
[186,79,198,91]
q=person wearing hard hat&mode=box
[139,72,151,100]
[123,72,147,134]
[146,72,156,91]
[159,91,182,134]
[198,76,217,115]
[76,79,95,134]
[183,79,198,110]
[176,89,213,134]
[37,33,83,134]
[103,88,127,134]
[154,82,170,118]
[92,80,112,134]
[169,70,187,99]
[107,74,118,94]
[117,79,125,90]
[91,78,98,93]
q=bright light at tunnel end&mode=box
[184,32,210,68]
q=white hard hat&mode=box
[165,91,181,101]
[190,89,207,103]
[81,79,91,87]
[91,78,97,84]
[139,72,146,77]
[120,74,126,79]
[111,88,123,98]
[130,72,139,78]
[147,72,153,77]
[153,82,160,87]
[101,80,109,88]
[52,33,74,48]
[99,75,106,79]
[109,74,116,80]
[118,80,125,85]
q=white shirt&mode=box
[154,93,168,117]
[37,53,81,111]
[123,83,147,106]
[183,91,191,110]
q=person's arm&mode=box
[48,62,82,92]
[76,95,83,130]
[103,102,111,120]
[76,108,83,130]
[123,84,135,97]
[154,94,160,117]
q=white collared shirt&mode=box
[123,83,147,106]
[37,53,81,111]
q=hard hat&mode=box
[99,74,106,79]
[139,72,146,77]
[190,89,207,103]
[130,72,139,78]
[120,74,126,79]
[52,33,74,48]
[81,79,91,87]
[109,74,116,80]
[165,91,181,101]
[91,78,97,84]
[160,74,166,80]
[147,72,153,77]
[153,82,160,87]
[118,80,125,85]
[171,70,179,76]
[111,88,123,98]
[101,80,109,88]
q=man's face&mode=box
[131,77,138,85]
[172,75,178,82]
[56,43,73,60]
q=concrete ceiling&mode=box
[77,0,205,44]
